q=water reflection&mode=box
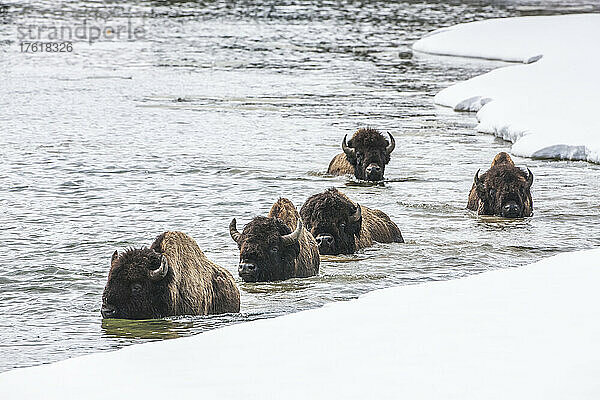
[2,0,600,374]
[101,313,246,339]
[101,318,185,340]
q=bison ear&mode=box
[111,250,119,266]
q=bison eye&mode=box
[340,223,346,229]
[270,246,279,254]
[131,283,143,294]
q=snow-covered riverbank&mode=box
[2,249,599,399]
[413,14,600,163]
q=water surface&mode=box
[1,0,600,373]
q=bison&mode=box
[101,231,240,319]
[300,188,404,255]
[328,128,395,181]
[467,152,534,218]
[229,198,320,282]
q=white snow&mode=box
[413,14,600,163]
[2,248,600,399]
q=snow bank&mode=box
[413,14,600,163]
[2,249,600,399]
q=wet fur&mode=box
[328,153,355,176]
[327,128,392,180]
[268,198,320,278]
[102,232,240,319]
[235,198,319,281]
[467,152,534,217]
[300,188,403,254]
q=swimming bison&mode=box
[101,231,240,319]
[328,128,395,181]
[467,152,534,218]
[300,188,404,255]
[229,198,320,282]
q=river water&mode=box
[1,0,600,373]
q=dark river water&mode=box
[1,0,600,373]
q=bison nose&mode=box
[315,234,334,246]
[365,164,383,180]
[315,234,335,253]
[502,202,521,218]
[238,262,257,275]
[101,304,117,319]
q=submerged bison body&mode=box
[101,231,240,319]
[229,198,320,282]
[468,152,534,218]
[300,188,403,255]
[328,128,395,182]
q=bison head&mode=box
[342,128,395,181]
[229,217,302,282]
[299,188,362,255]
[101,248,171,319]
[474,166,534,218]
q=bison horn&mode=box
[526,168,534,188]
[474,169,486,192]
[342,134,356,158]
[281,219,303,247]
[474,169,482,185]
[386,132,395,155]
[149,255,169,281]
[111,250,119,265]
[349,203,362,223]
[229,218,242,243]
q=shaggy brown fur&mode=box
[328,128,395,181]
[268,197,300,227]
[230,198,319,282]
[300,188,403,255]
[491,152,514,167]
[467,152,534,217]
[101,231,240,319]
[268,198,320,277]
[328,153,357,176]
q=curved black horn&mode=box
[386,132,395,155]
[281,220,302,246]
[474,169,481,184]
[349,203,362,223]
[526,168,534,188]
[229,218,242,243]
[149,255,169,281]
[474,169,486,191]
[342,134,356,158]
